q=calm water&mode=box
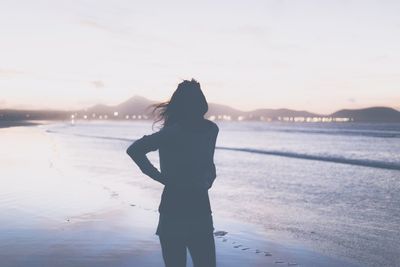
[44,121,400,267]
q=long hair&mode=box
[150,79,208,130]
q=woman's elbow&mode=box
[126,143,139,157]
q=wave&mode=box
[46,129,400,171]
[45,129,133,142]
[268,128,400,138]
[216,147,400,171]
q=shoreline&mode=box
[0,125,363,267]
[0,120,43,129]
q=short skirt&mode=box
[155,185,214,236]
[156,212,214,236]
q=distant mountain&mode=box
[207,103,244,119]
[84,97,323,121]
[330,107,400,122]
[85,95,155,117]
[246,108,320,120]
[86,104,113,114]
[79,97,400,122]
[1,95,399,123]
[108,95,155,115]
[85,96,250,120]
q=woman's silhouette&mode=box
[126,79,219,267]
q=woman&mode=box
[126,79,219,267]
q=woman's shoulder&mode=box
[204,119,219,133]
[193,119,219,134]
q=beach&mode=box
[1,122,398,266]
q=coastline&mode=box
[0,120,42,129]
[0,124,362,267]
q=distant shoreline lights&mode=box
[70,112,352,123]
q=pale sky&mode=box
[0,0,399,113]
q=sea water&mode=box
[44,121,400,267]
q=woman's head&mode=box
[151,79,208,128]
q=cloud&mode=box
[90,80,105,88]
[348,98,356,103]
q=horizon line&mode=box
[1,94,399,116]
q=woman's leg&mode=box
[187,231,216,267]
[159,234,187,267]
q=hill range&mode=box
[1,95,399,123]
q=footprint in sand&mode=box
[213,230,228,237]
[101,186,119,198]
[211,229,299,265]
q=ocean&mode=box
[43,120,400,267]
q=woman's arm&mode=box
[207,124,219,188]
[126,128,169,185]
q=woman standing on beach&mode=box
[126,79,219,267]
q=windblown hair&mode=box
[150,79,208,129]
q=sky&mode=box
[0,0,399,114]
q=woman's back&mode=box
[159,119,219,189]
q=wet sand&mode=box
[0,125,361,267]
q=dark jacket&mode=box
[126,119,219,235]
